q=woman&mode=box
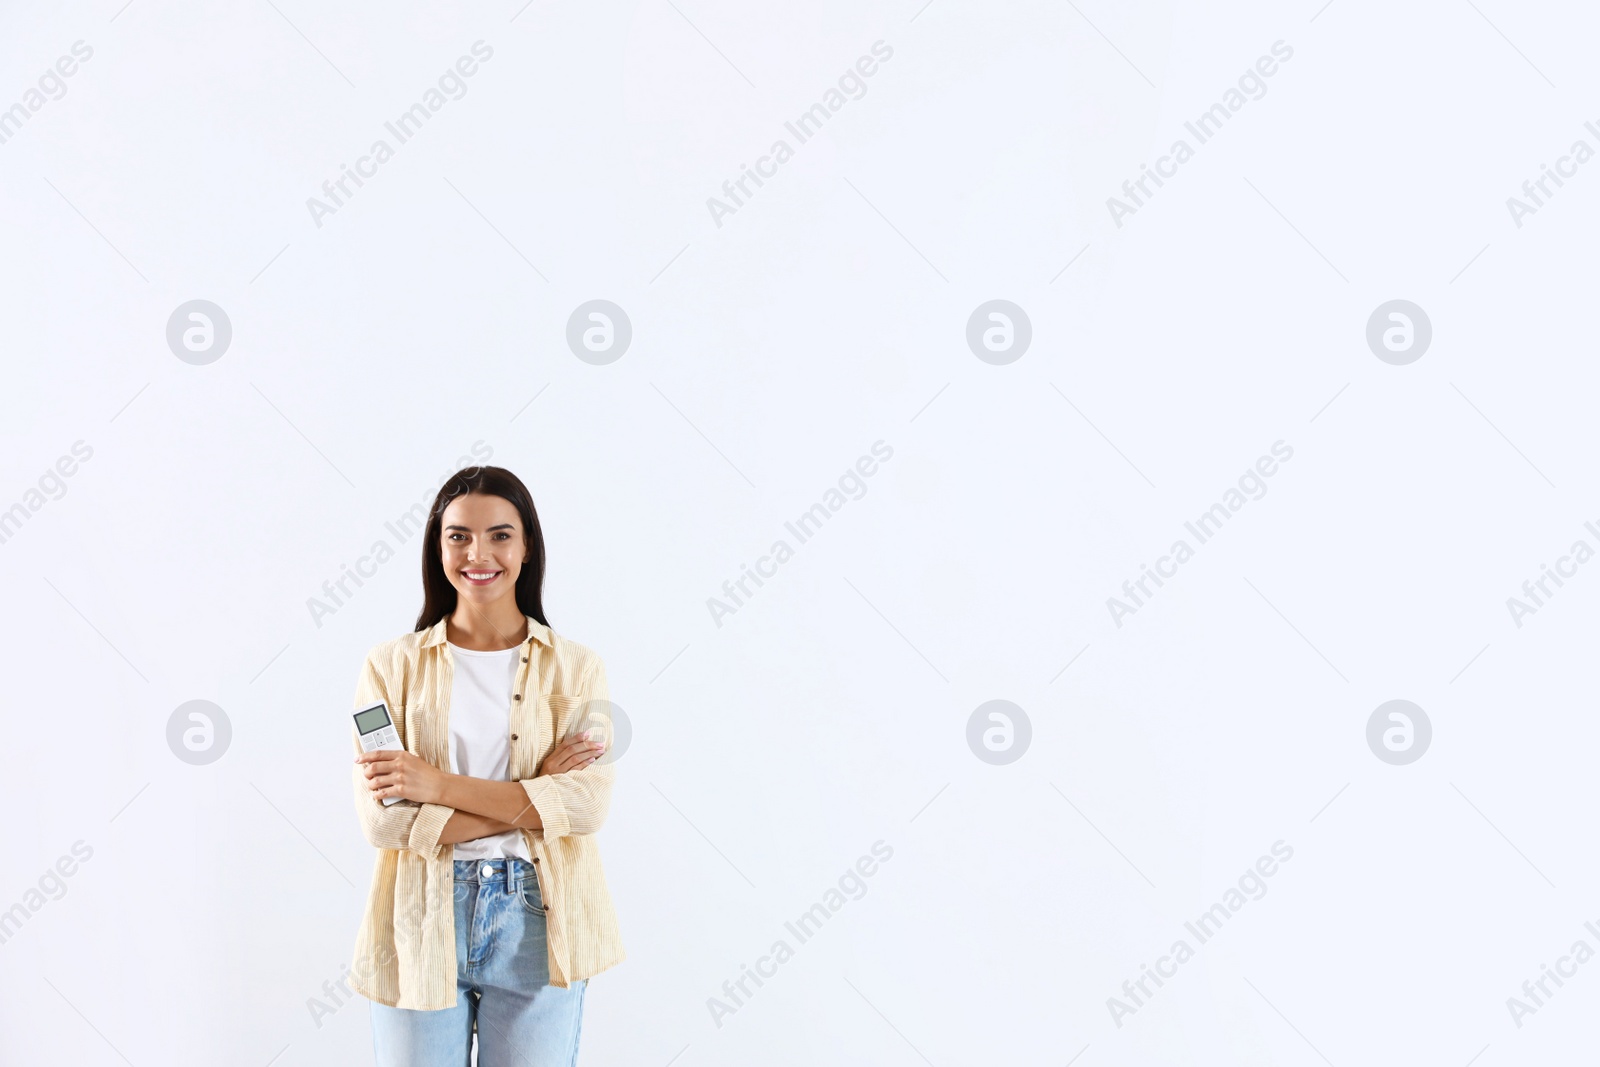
[348,465,624,1066]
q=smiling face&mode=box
[439,492,527,606]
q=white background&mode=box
[2,0,1598,1064]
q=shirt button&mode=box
[521,656,528,663]
[510,733,519,741]
[481,865,493,878]
[513,694,521,701]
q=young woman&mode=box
[348,465,624,1066]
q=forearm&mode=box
[437,774,544,830]
[437,809,521,844]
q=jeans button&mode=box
[481,865,493,878]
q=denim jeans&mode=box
[370,857,587,1066]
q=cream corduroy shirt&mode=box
[349,614,624,1009]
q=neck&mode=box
[447,602,528,651]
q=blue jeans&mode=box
[370,857,587,1066]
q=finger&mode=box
[550,737,589,766]
[541,733,604,774]
[553,750,600,774]
[559,744,600,772]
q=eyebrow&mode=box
[444,523,517,532]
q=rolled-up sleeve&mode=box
[351,648,453,860]
[520,653,616,839]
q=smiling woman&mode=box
[347,465,623,1066]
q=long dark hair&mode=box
[412,466,550,633]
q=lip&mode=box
[460,570,503,586]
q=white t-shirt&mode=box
[445,642,532,863]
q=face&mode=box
[439,493,527,604]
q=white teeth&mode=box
[464,572,499,579]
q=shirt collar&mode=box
[420,613,552,650]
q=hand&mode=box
[355,749,448,805]
[537,729,605,776]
